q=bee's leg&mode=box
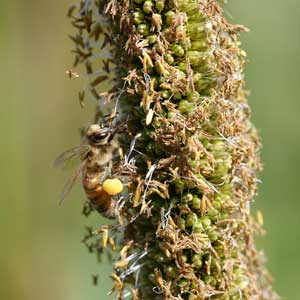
[118,147,123,159]
[99,172,107,183]
[100,164,112,183]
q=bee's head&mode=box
[85,124,112,146]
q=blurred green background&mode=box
[0,0,299,299]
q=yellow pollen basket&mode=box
[102,178,123,196]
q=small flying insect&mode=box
[92,274,99,286]
[54,115,125,218]
[65,69,80,78]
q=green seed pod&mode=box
[155,0,164,12]
[164,265,176,278]
[210,140,226,153]
[193,220,203,233]
[173,91,182,100]
[187,51,210,67]
[178,218,186,230]
[204,275,217,287]
[234,268,243,277]
[213,198,222,210]
[138,23,150,36]
[178,100,194,114]
[143,0,154,14]
[182,193,193,203]
[181,254,188,264]
[171,44,185,57]
[167,111,176,119]
[190,40,208,51]
[194,77,214,93]
[187,91,200,103]
[207,208,219,221]
[164,53,174,65]
[153,116,162,127]
[178,278,190,289]
[200,216,211,229]
[191,254,203,269]
[192,195,201,210]
[220,212,229,220]
[192,72,202,82]
[178,61,187,72]
[133,10,145,25]
[187,158,198,170]
[207,227,218,242]
[220,183,233,196]
[176,0,188,9]
[165,10,175,25]
[211,160,229,181]
[183,2,200,16]
[159,90,170,99]
[147,34,157,44]
[186,213,198,227]
[174,179,185,194]
[214,243,225,257]
[187,23,206,40]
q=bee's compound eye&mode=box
[89,128,111,144]
[93,132,108,141]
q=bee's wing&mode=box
[53,144,90,169]
[58,160,87,206]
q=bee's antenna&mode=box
[100,112,120,128]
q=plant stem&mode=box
[69,1,277,299]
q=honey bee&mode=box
[54,116,125,218]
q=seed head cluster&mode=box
[69,1,277,299]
